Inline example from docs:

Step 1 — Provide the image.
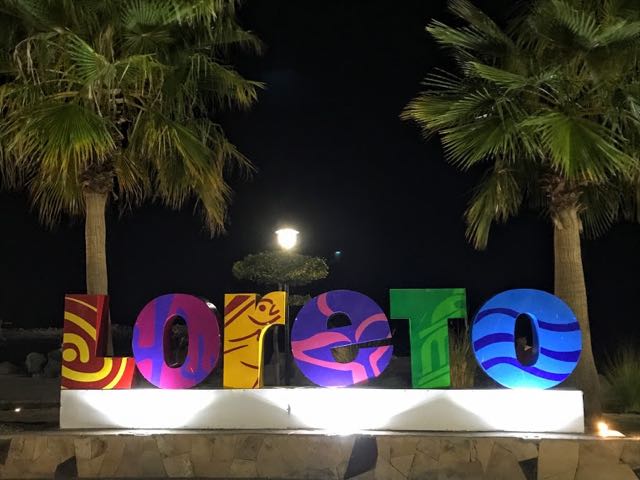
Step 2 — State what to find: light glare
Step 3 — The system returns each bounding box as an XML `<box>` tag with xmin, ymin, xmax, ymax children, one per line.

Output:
<box><xmin>276</xmin><ymin>228</ymin><xmax>299</xmax><ymax>250</ymax></box>
<box><xmin>597</xmin><ymin>420</ymin><xmax>624</xmax><ymax>437</ymax></box>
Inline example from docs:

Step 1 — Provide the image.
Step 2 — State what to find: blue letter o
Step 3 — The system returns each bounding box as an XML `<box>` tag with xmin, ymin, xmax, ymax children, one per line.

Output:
<box><xmin>471</xmin><ymin>289</ymin><xmax>581</xmax><ymax>389</ymax></box>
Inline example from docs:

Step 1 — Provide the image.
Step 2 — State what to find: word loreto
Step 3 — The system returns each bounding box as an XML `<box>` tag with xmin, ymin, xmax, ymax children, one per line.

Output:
<box><xmin>61</xmin><ymin>288</ymin><xmax>582</xmax><ymax>391</ymax></box>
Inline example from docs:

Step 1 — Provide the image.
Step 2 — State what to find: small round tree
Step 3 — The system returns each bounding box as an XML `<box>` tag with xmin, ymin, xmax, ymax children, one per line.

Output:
<box><xmin>232</xmin><ymin>251</ymin><xmax>329</xmax><ymax>384</ymax></box>
<box><xmin>233</xmin><ymin>251</ymin><xmax>328</xmax><ymax>291</ymax></box>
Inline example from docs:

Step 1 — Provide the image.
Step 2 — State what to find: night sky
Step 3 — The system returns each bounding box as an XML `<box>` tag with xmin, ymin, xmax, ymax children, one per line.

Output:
<box><xmin>1</xmin><ymin>0</ymin><xmax>639</xmax><ymax>364</ymax></box>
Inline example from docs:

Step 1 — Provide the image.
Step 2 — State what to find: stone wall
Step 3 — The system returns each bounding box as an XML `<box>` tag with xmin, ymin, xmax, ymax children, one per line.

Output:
<box><xmin>0</xmin><ymin>432</ymin><xmax>639</xmax><ymax>479</ymax></box>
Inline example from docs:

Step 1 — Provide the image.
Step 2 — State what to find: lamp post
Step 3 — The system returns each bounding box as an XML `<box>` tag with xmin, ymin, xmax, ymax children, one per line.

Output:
<box><xmin>275</xmin><ymin>228</ymin><xmax>298</xmax><ymax>385</ymax></box>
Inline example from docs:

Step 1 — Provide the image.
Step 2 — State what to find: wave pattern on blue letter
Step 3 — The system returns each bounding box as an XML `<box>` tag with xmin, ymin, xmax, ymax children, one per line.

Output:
<box><xmin>472</xmin><ymin>289</ymin><xmax>581</xmax><ymax>389</ymax></box>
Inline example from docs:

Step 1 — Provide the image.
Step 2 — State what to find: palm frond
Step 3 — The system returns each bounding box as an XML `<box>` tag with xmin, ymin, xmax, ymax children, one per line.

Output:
<box><xmin>523</xmin><ymin>112</ymin><xmax>634</xmax><ymax>182</ymax></box>
<box><xmin>449</xmin><ymin>0</ymin><xmax>514</xmax><ymax>47</ymax></box>
<box><xmin>172</xmin><ymin>0</ymin><xmax>226</xmax><ymax>26</ymax></box>
<box><xmin>0</xmin><ymin>0</ymin><xmax>52</xmax><ymax>30</ymax></box>
<box><xmin>121</xmin><ymin>0</ymin><xmax>175</xmax><ymax>55</ymax></box>
<box><xmin>64</xmin><ymin>32</ymin><xmax>116</xmax><ymax>88</ymax></box>
<box><xmin>552</xmin><ymin>0</ymin><xmax>600</xmax><ymax>40</ymax></box>
<box><xmin>403</xmin><ymin>87</ymin><xmax>493</xmax><ymax>132</ymax></box>
<box><xmin>0</xmin><ymin>0</ymin><xmax>260</xmax><ymax>232</ymax></box>
<box><xmin>113</xmin><ymin>151</ymin><xmax>146</xmax><ymax>205</ymax></box>
<box><xmin>126</xmin><ymin>110</ymin><xmax>251</xmax><ymax>232</ymax></box>
<box><xmin>602</xmin><ymin>0</ymin><xmax>640</xmax><ymax>23</ymax></box>
<box><xmin>428</xmin><ymin>21</ymin><xmax>488</xmax><ymax>52</ymax></box>
<box><xmin>580</xmin><ymin>182</ymin><xmax>623</xmax><ymax>237</ymax></box>
<box><xmin>407</xmin><ymin>0</ymin><xmax>640</xmax><ymax>248</ymax></box>
<box><xmin>531</xmin><ymin>0</ymin><xmax>600</xmax><ymax>51</ymax></box>
<box><xmin>595</xmin><ymin>20</ymin><xmax>640</xmax><ymax>46</ymax></box>
<box><xmin>29</xmin><ymin>166</ymin><xmax>84</xmax><ymax>226</ymax></box>
<box><xmin>428</xmin><ymin>0</ymin><xmax>515</xmax><ymax>59</ymax></box>
<box><xmin>207</xmin><ymin>19</ymin><xmax>263</xmax><ymax>54</ymax></box>
<box><xmin>465</xmin><ymin>166</ymin><xmax>523</xmax><ymax>249</ymax></box>
<box><xmin>120</xmin><ymin>0</ymin><xmax>175</xmax><ymax>30</ymax></box>
<box><xmin>465</xmin><ymin>62</ymin><xmax>530</xmax><ymax>89</ymax></box>
<box><xmin>3</xmin><ymin>101</ymin><xmax>116</xmax><ymax>177</ymax></box>
<box><xmin>169</xmin><ymin>52</ymin><xmax>262</xmax><ymax>113</ymax></box>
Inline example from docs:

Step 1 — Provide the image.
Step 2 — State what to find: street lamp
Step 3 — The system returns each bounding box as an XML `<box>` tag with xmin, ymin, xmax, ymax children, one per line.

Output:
<box><xmin>275</xmin><ymin>227</ymin><xmax>298</xmax><ymax>385</ymax></box>
<box><xmin>275</xmin><ymin>228</ymin><xmax>299</xmax><ymax>250</ymax></box>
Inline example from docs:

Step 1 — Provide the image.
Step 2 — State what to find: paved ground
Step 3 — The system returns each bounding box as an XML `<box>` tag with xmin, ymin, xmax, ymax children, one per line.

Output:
<box><xmin>0</xmin><ymin>376</ymin><xmax>60</xmax><ymax>405</ymax></box>
<box><xmin>0</xmin><ymin>375</ymin><xmax>59</xmax><ymax>432</ymax></box>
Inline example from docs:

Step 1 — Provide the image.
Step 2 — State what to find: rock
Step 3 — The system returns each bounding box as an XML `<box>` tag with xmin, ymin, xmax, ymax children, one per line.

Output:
<box><xmin>484</xmin><ymin>444</ymin><xmax>527</xmax><ymax>480</ymax></box>
<box><xmin>578</xmin><ymin>440</ymin><xmax>624</xmax><ymax>468</ymax></box>
<box><xmin>440</xmin><ymin>438</ymin><xmax>472</xmax><ymax>464</ymax></box>
<box><xmin>538</xmin><ymin>440</ymin><xmax>578</xmax><ymax>480</ymax></box>
<box><xmin>25</xmin><ymin>352</ymin><xmax>46</xmax><ymax>375</ymax></box>
<box><xmin>236</xmin><ymin>436</ymin><xmax>263</xmax><ymax>461</ymax></box>
<box><xmin>0</xmin><ymin>361</ymin><xmax>19</xmax><ymax>375</ymax></box>
<box><xmin>47</xmin><ymin>349</ymin><xmax>62</xmax><ymax>363</ymax></box>
<box><xmin>256</xmin><ymin>435</ymin><xmax>351</xmax><ymax>479</ymax></box>
<box><xmin>575</xmin><ymin>464</ymin><xmax>638</xmax><ymax>480</ymax></box>
<box><xmin>43</xmin><ymin>359</ymin><xmax>61</xmax><ymax>378</ymax></box>
<box><xmin>621</xmin><ymin>442</ymin><xmax>640</xmax><ymax>470</ymax></box>
<box><xmin>474</xmin><ymin>439</ymin><xmax>494</xmax><ymax>472</ymax></box>
<box><xmin>390</xmin><ymin>454</ymin><xmax>414</xmax><ymax>477</ymax></box>
<box><xmin>229</xmin><ymin>458</ymin><xmax>257</xmax><ymax>477</ymax></box>
<box><xmin>162</xmin><ymin>453</ymin><xmax>193</xmax><ymax>477</ymax></box>
<box><xmin>409</xmin><ymin>451</ymin><xmax>439</xmax><ymax>477</ymax></box>
<box><xmin>495</xmin><ymin>439</ymin><xmax>538</xmax><ymax>462</ymax></box>
<box><xmin>373</xmin><ymin>456</ymin><xmax>406</xmax><ymax>480</ymax></box>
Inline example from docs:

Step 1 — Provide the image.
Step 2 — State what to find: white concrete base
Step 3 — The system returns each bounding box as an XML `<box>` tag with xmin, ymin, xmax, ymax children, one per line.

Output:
<box><xmin>60</xmin><ymin>388</ymin><xmax>584</xmax><ymax>433</ymax></box>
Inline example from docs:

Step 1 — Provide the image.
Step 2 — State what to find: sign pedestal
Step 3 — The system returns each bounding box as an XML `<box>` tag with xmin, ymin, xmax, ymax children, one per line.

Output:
<box><xmin>60</xmin><ymin>388</ymin><xmax>584</xmax><ymax>433</ymax></box>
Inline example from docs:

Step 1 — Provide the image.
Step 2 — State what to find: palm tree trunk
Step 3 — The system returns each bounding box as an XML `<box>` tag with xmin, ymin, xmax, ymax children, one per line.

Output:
<box><xmin>84</xmin><ymin>191</ymin><xmax>109</xmax><ymax>295</ymax></box>
<box><xmin>553</xmin><ymin>206</ymin><xmax>602</xmax><ymax>422</ymax></box>
<box><xmin>84</xmin><ymin>190</ymin><xmax>113</xmax><ymax>355</ymax></box>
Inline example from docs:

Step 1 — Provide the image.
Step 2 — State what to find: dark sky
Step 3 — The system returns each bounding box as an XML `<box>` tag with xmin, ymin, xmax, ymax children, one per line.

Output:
<box><xmin>1</xmin><ymin>0</ymin><xmax>639</xmax><ymax>364</ymax></box>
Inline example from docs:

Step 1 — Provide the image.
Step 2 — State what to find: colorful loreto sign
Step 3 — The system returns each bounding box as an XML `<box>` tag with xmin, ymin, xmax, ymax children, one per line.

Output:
<box><xmin>60</xmin><ymin>288</ymin><xmax>582</xmax><ymax>392</ymax></box>
<box><xmin>223</xmin><ymin>292</ymin><xmax>286</xmax><ymax>388</ymax></box>
<box><xmin>62</xmin><ymin>295</ymin><xmax>135</xmax><ymax>389</ymax></box>
<box><xmin>471</xmin><ymin>289</ymin><xmax>582</xmax><ymax>389</ymax></box>
<box><xmin>291</xmin><ymin>290</ymin><xmax>393</xmax><ymax>387</ymax></box>
<box><xmin>132</xmin><ymin>294</ymin><xmax>221</xmax><ymax>389</ymax></box>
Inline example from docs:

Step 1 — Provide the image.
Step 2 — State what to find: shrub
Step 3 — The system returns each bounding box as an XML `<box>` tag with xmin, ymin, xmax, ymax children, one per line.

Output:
<box><xmin>449</xmin><ymin>324</ymin><xmax>476</xmax><ymax>389</ymax></box>
<box><xmin>603</xmin><ymin>346</ymin><xmax>640</xmax><ymax>413</ymax></box>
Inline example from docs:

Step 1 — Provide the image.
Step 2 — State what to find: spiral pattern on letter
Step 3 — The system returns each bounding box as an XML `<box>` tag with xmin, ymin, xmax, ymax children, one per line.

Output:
<box><xmin>61</xmin><ymin>295</ymin><xmax>135</xmax><ymax>390</ymax></box>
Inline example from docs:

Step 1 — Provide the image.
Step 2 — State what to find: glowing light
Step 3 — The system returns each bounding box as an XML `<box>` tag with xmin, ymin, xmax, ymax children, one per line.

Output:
<box><xmin>13</xmin><ymin>407</ymin><xmax>21</xmax><ymax>413</ymax></box>
<box><xmin>286</xmin><ymin>388</ymin><xmax>416</xmax><ymax>435</ymax></box>
<box><xmin>597</xmin><ymin>420</ymin><xmax>624</xmax><ymax>438</ymax></box>
<box><xmin>62</xmin><ymin>390</ymin><xmax>216</xmax><ymax>429</ymax></box>
<box><xmin>597</xmin><ymin>421</ymin><xmax>609</xmax><ymax>436</ymax></box>
<box><xmin>60</xmin><ymin>388</ymin><xmax>584</xmax><ymax>433</ymax></box>
<box><xmin>275</xmin><ymin>228</ymin><xmax>299</xmax><ymax>250</ymax></box>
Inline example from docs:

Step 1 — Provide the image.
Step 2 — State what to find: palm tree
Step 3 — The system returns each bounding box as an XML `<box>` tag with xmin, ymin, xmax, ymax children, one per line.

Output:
<box><xmin>0</xmin><ymin>0</ymin><xmax>261</xmax><ymax>295</ymax></box>
<box><xmin>403</xmin><ymin>0</ymin><xmax>640</xmax><ymax>420</ymax></box>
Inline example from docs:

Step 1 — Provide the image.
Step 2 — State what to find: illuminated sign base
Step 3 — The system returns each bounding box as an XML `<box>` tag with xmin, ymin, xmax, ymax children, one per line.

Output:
<box><xmin>60</xmin><ymin>388</ymin><xmax>584</xmax><ymax>434</ymax></box>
